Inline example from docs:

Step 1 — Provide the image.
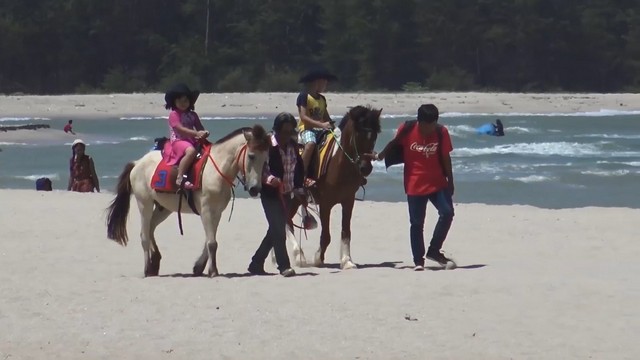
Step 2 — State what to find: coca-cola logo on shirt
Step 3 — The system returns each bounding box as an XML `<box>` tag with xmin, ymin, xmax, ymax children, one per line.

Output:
<box><xmin>409</xmin><ymin>142</ymin><xmax>438</xmax><ymax>157</ymax></box>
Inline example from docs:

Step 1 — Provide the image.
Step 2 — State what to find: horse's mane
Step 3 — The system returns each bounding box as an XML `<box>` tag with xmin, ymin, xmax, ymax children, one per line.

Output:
<box><xmin>214</xmin><ymin>127</ymin><xmax>252</xmax><ymax>144</ymax></box>
<box><xmin>338</xmin><ymin>105</ymin><xmax>381</xmax><ymax>133</ymax></box>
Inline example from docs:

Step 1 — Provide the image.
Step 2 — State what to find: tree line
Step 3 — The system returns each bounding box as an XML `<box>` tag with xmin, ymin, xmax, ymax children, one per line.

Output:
<box><xmin>1</xmin><ymin>0</ymin><xmax>639</xmax><ymax>94</ymax></box>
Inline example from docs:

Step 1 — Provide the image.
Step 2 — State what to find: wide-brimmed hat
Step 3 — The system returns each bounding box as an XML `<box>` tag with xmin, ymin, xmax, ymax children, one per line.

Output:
<box><xmin>71</xmin><ymin>139</ymin><xmax>86</xmax><ymax>148</ymax></box>
<box><xmin>298</xmin><ymin>66</ymin><xmax>338</xmax><ymax>83</ymax></box>
<box><xmin>164</xmin><ymin>83</ymin><xmax>200</xmax><ymax>108</ymax></box>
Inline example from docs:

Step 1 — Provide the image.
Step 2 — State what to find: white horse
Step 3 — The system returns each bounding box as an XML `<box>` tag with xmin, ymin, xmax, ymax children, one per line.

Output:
<box><xmin>106</xmin><ymin>125</ymin><xmax>271</xmax><ymax>277</ymax></box>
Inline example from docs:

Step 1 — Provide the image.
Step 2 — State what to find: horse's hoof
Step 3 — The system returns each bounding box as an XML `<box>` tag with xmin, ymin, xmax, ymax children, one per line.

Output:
<box><xmin>341</xmin><ymin>261</ymin><xmax>358</xmax><ymax>270</ymax></box>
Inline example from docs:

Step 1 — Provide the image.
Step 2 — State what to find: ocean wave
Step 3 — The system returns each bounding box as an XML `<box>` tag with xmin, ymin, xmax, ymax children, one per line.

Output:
<box><xmin>452</xmin><ymin>142</ymin><xmax>630</xmax><ymax>157</ymax></box>
<box><xmin>574</xmin><ymin>133</ymin><xmax>640</xmax><ymax>140</ymax></box>
<box><xmin>440</xmin><ymin>109</ymin><xmax>640</xmax><ymax>117</ymax></box>
<box><xmin>119</xmin><ymin>116</ymin><xmax>167</xmax><ymax>120</ymax></box>
<box><xmin>0</xmin><ymin>117</ymin><xmax>51</xmax><ymax>122</ymax></box>
<box><xmin>128</xmin><ymin>136</ymin><xmax>150</xmax><ymax>141</ymax></box>
<box><xmin>0</xmin><ymin>141</ymin><xmax>29</xmax><ymax>146</ymax></box>
<box><xmin>512</xmin><ymin>175</ymin><xmax>554</xmax><ymax>183</ymax></box>
<box><xmin>580</xmin><ymin>169</ymin><xmax>632</xmax><ymax>177</ymax></box>
<box><xmin>12</xmin><ymin>173</ymin><xmax>60</xmax><ymax>181</ymax></box>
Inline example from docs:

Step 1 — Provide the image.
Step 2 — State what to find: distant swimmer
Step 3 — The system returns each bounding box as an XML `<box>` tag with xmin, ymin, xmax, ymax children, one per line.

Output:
<box><xmin>476</xmin><ymin>119</ymin><xmax>505</xmax><ymax>136</ymax></box>
<box><xmin>63</xmin><ymin>119</ymin><xmax>76</xmax><ymax>135</ymax></box>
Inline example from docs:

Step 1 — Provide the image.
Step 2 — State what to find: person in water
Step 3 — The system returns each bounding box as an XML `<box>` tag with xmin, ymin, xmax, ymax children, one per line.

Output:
<box><xmin>67</xmin><ymin>139</ymin><xmax>100</xmax><ymax>193</ymax></box>
<box><xmin>163</xmin><ymin>83</ymin><xmax>209</xmax><ymax>189</ymax></box>
<box><xmin>296</xmin><ymin>66</ymin><xmax>337</xmax><ymax>187</ymax></box>
<box><xmin>63</xmin><ymin>120</ymin><xmax>76</xmax><ymax>135</ymax></box>
<box><xmin>477</xmin><ymin>119</ymin><xmax>505</xmax><ymax>136</ymax></box>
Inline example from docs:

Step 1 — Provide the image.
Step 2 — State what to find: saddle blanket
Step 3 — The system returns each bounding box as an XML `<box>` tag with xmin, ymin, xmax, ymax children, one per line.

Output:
<box><xmin>150</xmin><ymin>142</ymin><xmax>212</xmax><ymax>192</ymax></box>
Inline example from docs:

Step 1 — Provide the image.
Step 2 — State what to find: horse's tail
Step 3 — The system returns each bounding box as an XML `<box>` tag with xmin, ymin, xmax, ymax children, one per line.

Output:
<box><xmin>106</xmin><ymin>162</ymin><xmax>135</xmax><ymax>246</ymax></box>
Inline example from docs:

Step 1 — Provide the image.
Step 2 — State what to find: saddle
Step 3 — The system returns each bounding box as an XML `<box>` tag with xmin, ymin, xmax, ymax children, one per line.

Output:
<box><xmin>150</xmin><ymin>141</ymin><xmax>212</xmax><ymax>193</ymax></box>
<box><xmin>299</xmin><ymin>129</ymin><xmax>338</xmax><ymax>181</ymax></box>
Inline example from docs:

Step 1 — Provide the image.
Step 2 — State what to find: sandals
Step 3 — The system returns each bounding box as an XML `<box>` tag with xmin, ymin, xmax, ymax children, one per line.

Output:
<box><xmin>177</xmin><ymin>175</ymin><xmax>195</xmax><ymax>190</ymax></box>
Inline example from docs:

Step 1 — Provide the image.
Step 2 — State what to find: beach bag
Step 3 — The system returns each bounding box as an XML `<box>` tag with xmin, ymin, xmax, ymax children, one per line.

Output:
<box><xmin>36</xmin><ymin>177</ymin><xmax>52</xmax><ymax>191</ymax></box>
<box><xmin>384</xmin><ymin>121</ymin><xmax>444</xmax><ymax>170</ymax></box>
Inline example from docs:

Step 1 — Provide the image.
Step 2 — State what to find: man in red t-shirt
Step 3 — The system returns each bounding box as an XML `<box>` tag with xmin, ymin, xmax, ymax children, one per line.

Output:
<box><xmin>366</xmin><ymin>104</ymin><xmax>455</xmax><ymax>270</ymax></box>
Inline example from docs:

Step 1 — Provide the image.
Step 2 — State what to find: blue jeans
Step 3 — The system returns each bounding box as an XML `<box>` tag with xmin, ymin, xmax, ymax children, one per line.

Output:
<box><xmin>407</xmin><ymin>190</ymin><xmax>455</xmax><ymax>266</ymax></box>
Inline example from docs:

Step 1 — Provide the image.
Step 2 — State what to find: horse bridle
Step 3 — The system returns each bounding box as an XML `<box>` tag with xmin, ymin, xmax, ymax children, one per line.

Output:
<box><xmin>330</xmin><ymin>124</ymin><xmax>376</xmax><ymax>170</ymax></box>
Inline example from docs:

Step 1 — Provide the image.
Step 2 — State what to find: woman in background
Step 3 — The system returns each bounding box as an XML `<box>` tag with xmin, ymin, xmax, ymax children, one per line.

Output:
<box><xmin>67</xmin><ymin>139</ymin><xmax>100</xmax><ymax>193</ymax></box>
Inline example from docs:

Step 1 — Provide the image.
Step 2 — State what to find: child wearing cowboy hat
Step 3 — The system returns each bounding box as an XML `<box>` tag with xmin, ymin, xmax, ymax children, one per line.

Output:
<box><xmin>296</xmin><ymin>66</ymin><xmax>338</xmax><ymax>187</ymax></box>
<box><xmin>163</xmin><ymin>83</ymin><xmax>210</xmax><ymax>189</ymax></box>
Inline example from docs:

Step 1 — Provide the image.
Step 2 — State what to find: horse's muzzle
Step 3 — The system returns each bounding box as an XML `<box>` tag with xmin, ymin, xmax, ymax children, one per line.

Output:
<box><xmin>359</xmin><ymin>161</ymin><xmax>373</xmax><ymax>177</ymax></box>
<box><xmin>248</xmin><ymin>186</ymin><xmax>261</xmax><ymax>197</ymax></box>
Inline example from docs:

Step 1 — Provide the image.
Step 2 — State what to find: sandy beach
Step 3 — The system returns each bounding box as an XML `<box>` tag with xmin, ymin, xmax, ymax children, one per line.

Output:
<box><xmin>2</xmin><ymin>92</ymin><xmax>640</xmax><ymax>119</ymax></box>
<box><xmin>0</xmin><ymin>189</ymin><xmax>638</xmax><ymax>359</ymax></box>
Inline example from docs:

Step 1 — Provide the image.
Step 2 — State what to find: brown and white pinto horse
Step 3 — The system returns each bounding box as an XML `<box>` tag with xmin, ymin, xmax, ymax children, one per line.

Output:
<box><xmin>288</xmin><ymin>105</ymin><xmax>382</xmax><ymax>269</ymax></box>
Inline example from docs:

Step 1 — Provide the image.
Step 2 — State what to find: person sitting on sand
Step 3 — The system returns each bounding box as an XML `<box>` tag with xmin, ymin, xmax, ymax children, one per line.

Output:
<box><xmin>248</xmin><ymin>112</ymin><xmax>306</xmax><ymax>278</ymax></box>
<box><xmin>296</xmin><ymin>66</ymin><xmax>337</xmax><ymax>188</ymax></box>
<box><xmin>67</xmin><ymin>139</ymin><xmax>100</xmax><ymax>193</ymax></box>
<box><xmin>63</xmin><ymin>120</ymin><xmax>76</xmax><ymax>135</ymax></box>
<box><xmin>163</xmin><ymin>83</ymin><xmax>209</xmax><ymax>189</ymax></box>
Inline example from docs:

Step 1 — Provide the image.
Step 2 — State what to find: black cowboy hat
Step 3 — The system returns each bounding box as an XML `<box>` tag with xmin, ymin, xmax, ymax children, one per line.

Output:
<box><xmin>298</xmin><ymin>66</ymin><xmax>338</xmax><ymax>83</ymax></box>
<box><xmin>164</xmin><ymin>83</ymin><xmax>200</xmax><ymax>109</ymax></box>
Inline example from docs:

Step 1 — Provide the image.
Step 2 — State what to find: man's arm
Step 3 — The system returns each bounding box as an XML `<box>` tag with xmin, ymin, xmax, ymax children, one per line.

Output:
<box><xmin>89</xmin><ymin>157</ymin><xmax>100</xmax><ymax>192</ymax></box>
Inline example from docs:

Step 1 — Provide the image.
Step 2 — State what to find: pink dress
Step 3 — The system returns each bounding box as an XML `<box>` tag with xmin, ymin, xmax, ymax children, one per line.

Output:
<box><xmin>164</xmin><ymin>110</ymin><xmax>204</xmax><ymax>166</ymax></box>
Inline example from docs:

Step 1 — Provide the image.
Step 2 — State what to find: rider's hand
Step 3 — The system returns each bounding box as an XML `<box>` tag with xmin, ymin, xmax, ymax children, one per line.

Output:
<box><xmin>320</xmin><ymin>122</ymin><xmax>333</xmax><ymax>130</ymax></box>
<box><xmin>196</xmin><ymin>130</ymin><xmax>209</xmax><ymax>139</ymax></box>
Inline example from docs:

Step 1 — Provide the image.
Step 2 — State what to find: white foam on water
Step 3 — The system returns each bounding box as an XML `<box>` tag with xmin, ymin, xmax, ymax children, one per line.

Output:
<box><xmin>128</xmin><ymin>136</ymin><xmax>150</xmax><ymax>141</ymax></box>
<box><xmin>581</xmin><ymin>169</ymin><xmax>632</xmax><ymax>177</ymax></box>
<box><xmin>452</xmin><ymin>142</ymin><xmax>632</xmax><ymax>157</ymax></box>
<box><xmin>441</xmin><ymin>109</ymin><xmax>640</xmax><ymax>117</ymax></box>
<box><xmin>0</xmin><ymin>141</ymin><xmax>29</xmax><ymax>146</ymax></box>
<box><xmin>506</xmin><ymin>126</ymin><xmax>539</xmax><ymax>134</ymax></box>
<box><xmin>574</xmin><ymin>133</ymin><xmax>640</xmax><ymax>140</ymax></box>
<box><xmin>13</xmin><ymin>173</ymin><xmax>60</xmax><ymax>181</ymax></box>
<box><xmin>512</xmin><ymin>175</ymin><xmax>554</xmax><ymax>183</ymax></box>
<box><xmin>0</xmin><ymin>117</ymin><xmax>51</xmax><ymax>122</ymax></box>
<box><xmin>120</xmin><ymin>116</ymin><xmax>167</xmax><ymax>120</ymax></box>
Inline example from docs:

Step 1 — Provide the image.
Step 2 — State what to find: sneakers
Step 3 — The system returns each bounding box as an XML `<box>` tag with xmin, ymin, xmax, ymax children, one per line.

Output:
<box><xmin>280</xmin><ymin>268</ymin><xmax>296</xmax><ymax>277</ymax></box>
<box><xmin>426</xmin><ymin>251</ymin><xmax>453</xmax><ymax>266</ymax></box>
<box><xmin>303</xmin><ymin>177</ymin><xmax>316</xmax><ymax>188</ymax></box>
<box><xmin>413</xmin><ymin>265</ymin><xmax>425</xmax><ymax>271</ymax></box>
<box><xmin>247</xmin><ymin>263</ymin><xmax>268</xmax><ymax>276</ymax></box>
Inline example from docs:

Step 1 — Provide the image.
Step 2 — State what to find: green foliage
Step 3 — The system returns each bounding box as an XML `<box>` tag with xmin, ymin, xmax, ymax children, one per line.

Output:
<box><xmin>0</xmin><ymin>0</ymin><xmax>639</xmax><ymax>93</ymax></box>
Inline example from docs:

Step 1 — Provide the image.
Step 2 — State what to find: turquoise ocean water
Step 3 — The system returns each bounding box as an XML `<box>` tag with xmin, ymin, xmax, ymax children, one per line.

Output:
<box><xmin>1</xmin><ymin>110</ymin><xmax>639</xmax><ymax>209</ymax></box>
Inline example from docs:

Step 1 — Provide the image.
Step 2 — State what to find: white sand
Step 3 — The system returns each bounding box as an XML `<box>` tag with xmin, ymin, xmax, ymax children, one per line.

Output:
<box><xmin>1</xmin><ymin>92</ymin><xmax>640</xmax><ymax>119</ymax></box>
<box><xmin>0</xmin><ymin>189</ymin><xmax>638</xmax><ymax>359</ymax></box>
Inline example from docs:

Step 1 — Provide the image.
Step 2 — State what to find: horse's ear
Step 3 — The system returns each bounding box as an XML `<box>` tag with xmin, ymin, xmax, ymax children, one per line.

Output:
<box><xmin>243</xmin><ymin>130</ymin><xmax>254</xmax><ymax>142</ymax></box>
<box><xmin>377</xmin><ymin>108</ymin><xmax>383</xmax><ymax>117</ymax></box>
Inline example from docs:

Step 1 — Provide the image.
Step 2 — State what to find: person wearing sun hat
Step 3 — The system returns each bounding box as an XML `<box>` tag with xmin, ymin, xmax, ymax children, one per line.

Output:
<box><xmin>296</xmin><ymin>66</ymin><xmax>338</xmax><ymax>187</ymax></box>
<box><xmin>163</xmin><ymin>83</ymin><xmax>210</xmax><ymax>189</ymax></box>
<box><xmin>67</xmin><ymin>139</ymin><xmax>100</xmax><ymax>193</ymax></box>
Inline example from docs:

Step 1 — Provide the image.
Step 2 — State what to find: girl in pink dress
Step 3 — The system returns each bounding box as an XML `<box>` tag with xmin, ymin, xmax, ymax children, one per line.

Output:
<box><xmin>164</xmin><ymin>84</ymin><xmax>210</xmax><ymax>189</ymax></box>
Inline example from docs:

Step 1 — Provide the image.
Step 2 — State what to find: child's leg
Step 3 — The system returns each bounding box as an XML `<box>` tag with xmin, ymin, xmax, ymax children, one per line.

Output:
<box><xmin>299</xmin><ymin>130</ymin><xmax>317</xmax><ymax>175</ymax></box>
<box><xmin>176</xmin><ymin>146</ymin><xmax>197</xmax><ymax>186</ymax></box>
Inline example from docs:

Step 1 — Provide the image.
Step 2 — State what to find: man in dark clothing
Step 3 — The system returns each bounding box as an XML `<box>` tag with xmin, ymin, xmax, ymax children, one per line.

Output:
<box><xmin>248</xmin><ymin>112</ymin><xmax>306</xmax><ymax>277</ymax></box>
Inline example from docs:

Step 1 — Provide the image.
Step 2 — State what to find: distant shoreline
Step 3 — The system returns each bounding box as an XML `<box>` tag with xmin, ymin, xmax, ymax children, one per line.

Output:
<box><xmin>1</xmin><ymin>92</ymin><xmax>640</xmax><ymax>118</ymax></box>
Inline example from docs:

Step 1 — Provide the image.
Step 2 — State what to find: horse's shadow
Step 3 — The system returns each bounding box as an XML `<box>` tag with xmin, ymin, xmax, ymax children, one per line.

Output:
<box><xmin>397</xmin><ymin>264</ymin><xmax>488</xmax><ymax>271</ymax></box>
<box><xmin>159</xmin><ymin>271</ymin><xmax>319</xmax><ymax>279</ymax></box>
<box><xmin>321</xmin><ymin>261</ymin><xmax>403</xmax><ymax>270</ymax></box>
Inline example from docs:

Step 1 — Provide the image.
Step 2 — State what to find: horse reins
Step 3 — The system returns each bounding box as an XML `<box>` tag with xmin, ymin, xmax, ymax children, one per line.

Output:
<box><xmin>329</xmin><ymin>126</ymin><xmax>374</xmax><ymax>201</ymax></box>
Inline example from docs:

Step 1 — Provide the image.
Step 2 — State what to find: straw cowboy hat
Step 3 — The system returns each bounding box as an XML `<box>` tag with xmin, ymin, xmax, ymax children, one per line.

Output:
<box><xmin>164</xmin><ymin>83</ymin><xmax>200</xmax><ymax>109</ymax></box>
<box><xmin>298</xmin><ymin>66</ymin><xmax>338</xmax><ymax>83</ymax></box>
